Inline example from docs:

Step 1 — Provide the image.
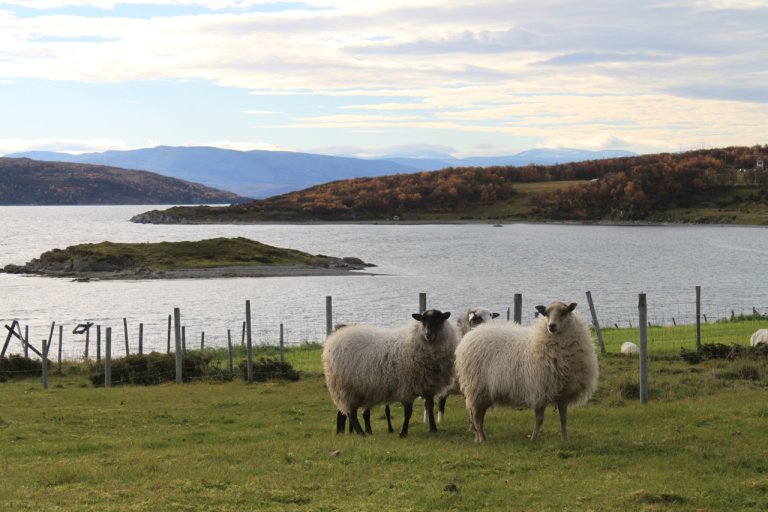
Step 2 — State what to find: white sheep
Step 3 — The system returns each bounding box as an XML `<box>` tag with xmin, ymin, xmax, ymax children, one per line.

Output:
<box><xmin>322</xmin><ymin>309</ymin><xmax>458</xmax><ymax>437</ymax></box>
<box><xmin>425</xmin><ymin>306</ymin><xmax>500</xmax><ymax>424</ymax></box>
<box><xmin>455</xmin><ymin>301</ymin><xmax>599</xmax><ymax>442</ymax></box>
<box><xmin>751</xmin><ymin>328</ymin><xmax>768</xmax><ymax>347</ymax></box>
<box><xmin>620</xmin><ymin>341</ymin><xmax>640</xmax><ymax>355</ymax></box>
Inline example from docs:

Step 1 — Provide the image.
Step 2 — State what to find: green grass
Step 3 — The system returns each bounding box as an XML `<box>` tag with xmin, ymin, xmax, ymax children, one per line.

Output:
<box><xmin>597</xmin><ymin>315</ymin><xmax>766</xmax><ymax>355</ymax></box>
<box><xmin>3</xmin><ymin>338</ymin><xmax>768</xmax><ymax>510</ymax></box>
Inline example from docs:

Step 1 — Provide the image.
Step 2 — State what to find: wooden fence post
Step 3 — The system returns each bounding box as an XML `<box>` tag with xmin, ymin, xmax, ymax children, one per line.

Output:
<box><xmin>57</xmin><ymin>325</ymin><xmax>63</xmax><ymax>372</ymax></box>
<box><xmin>227</xmin><ymin>329</ymin><xmax>233</xmax><ymax>375</ymax></box>
<box><xmin>419</xmin><ymin>292</ymin><xmax>427</xmax><ymax>314</ymax></box>
<box><xmin>325</xmin><ymin>296</ymin><xmax>333</xmax><ymax>337</ymax></box>
<box><xmin>246</xmin><ymin>300</ymin><xmax>254</xmax><ymax>383</ymax></box>
<box><xmin>139</xmin><ymin>323</ymin><xmax>144</xmax><ymax>355</ymax></box>
<box><xmin>24</xmin><ymin>325</ymin><xmax>29</xmax><ymax>358</ymax></box>
<box><xmin>84</xmin><ymin>324</ymin><xmax>90</xmax><ymax>360</ymax></box>
<box><xmin>241</xmin><ymin>321</ymin><xmax>246</xmax><ymax>347</ymax></box>
<box><xmin>586</xmin><ymin>291</ymin><xmax>606</xmax><ymax>355</ymax></box>
<box><xmin>279</xmin><ymin>324</ymin><xmax>285</xmax><ymax>363</ymax></box>
<box><xmin>105</xmin><ymin>327</ymin><xmax>112</xmax><ymax>388</ymax></box>
<box><xmin>513</xmin><ymin>293</ymin><xmax>522</xmax><ymax>324</ymax></box>
<box><xmin>182</xmin><ymin>326</ymin><xmax>186</xmax><ymax>354</ymax></box>
<box><xmin>46</xmin><ymin>322</ymin><xmax>55</xmax><ymax>363</ymax></box>
<box><xmin>41</xmin><ymin>338</ymin><xmax>49</xmax><ymax>390</ymax></box>
<box><xmin>96</xmin><ymin>325</ymin><xmax>102</xmax><ymax>364</ymax></box>
<box><xmin>174</xmin><ymin>308</ymin><xmax>183</xmax><ymax>383</ymax></box>
<box><xmin>695</xmin><ymin>285</ymin><xmax>702</xmax><ymax>351</ymax></box>
<box><xmin>639</xmin><ymin>293</ymin><xmax>649</xmax><ymax>404</ymax></box>
<box><xmin>166</xmin><ymin>315</ymin><xmax>171</xmax><ymax>354</ymax></box>
<box><xmin>200</xmin><ymin>331</ymin><xmax>205</xmax><ymax>351</ymax></box>
<box><xmin>123</xmin><ymin>318</ymin><xmax>130</xmax><ymax>356</ymax></box>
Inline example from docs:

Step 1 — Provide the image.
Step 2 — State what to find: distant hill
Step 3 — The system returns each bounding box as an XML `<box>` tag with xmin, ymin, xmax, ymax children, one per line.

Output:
<box><xmin>0</xmin><ymin>158</ymin><xmax>246</xmax><ymax>205</ymax></box>
<box><xmin>8</xmin><ymin>146</ymin><xmax>420</xmax><ymax>198</ymax></box>
<box><xmin>129</xmin><ymin>146</ymin><xmax>768</xmax><ymax>225</ymax></box>
<box><xmin>9</xmin><ymin>146</ymin><xmax>636</xmax><ymax>198</ymax></box>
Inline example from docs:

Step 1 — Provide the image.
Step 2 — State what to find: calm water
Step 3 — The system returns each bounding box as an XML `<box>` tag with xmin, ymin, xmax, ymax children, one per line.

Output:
<box><xmin>1</xmin><ymin>205</ymin><xmax>767</xmax><ymax>358</ymax></box>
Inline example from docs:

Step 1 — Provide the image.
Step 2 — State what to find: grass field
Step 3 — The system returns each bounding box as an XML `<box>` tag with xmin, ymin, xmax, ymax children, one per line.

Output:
<box><xmin>2</xmin><ymin>327</ymin><xmax>768</xmax><ymax>511</ymax></box>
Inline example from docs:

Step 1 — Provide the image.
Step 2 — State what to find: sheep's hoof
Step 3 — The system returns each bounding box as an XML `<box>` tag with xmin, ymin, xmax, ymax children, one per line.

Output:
<box><xmin>399</xmin><ymin>431</ymin><xmax>408</xmax><ymax>438</ymax></box>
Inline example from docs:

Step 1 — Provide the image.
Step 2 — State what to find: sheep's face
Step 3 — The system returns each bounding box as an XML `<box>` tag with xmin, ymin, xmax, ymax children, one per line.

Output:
<box><xmin>467</xmin><ymin>308</ymin><xmax>500</xmax><ymax>329</ymax></box>
<box><xmin>535</xmin><ymin>302</ymin><xmax>577</xmax><ymax>334</ymax></box>
<box><xmin>412</xmin><ymin>309</ymin><xmax>451</xmax><ymax>342</ymax></box>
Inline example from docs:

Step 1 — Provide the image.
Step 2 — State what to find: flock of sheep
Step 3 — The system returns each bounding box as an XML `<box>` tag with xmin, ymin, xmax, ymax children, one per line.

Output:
<box><xmin>321</xmin><ymin>301</ymin><xmax>600</xmax><ymax>442</ymax></box>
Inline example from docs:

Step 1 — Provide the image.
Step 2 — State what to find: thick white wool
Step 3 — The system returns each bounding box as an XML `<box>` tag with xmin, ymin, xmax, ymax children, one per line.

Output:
<box><xmin>456</xmin><ymin>312</ymin><xmax>599</xmax><ymax>413</ymax></box>
<box><xmin>322</xmin><ymin>320</ymin><xmax>458</xmax><ymax>415</ymax></box>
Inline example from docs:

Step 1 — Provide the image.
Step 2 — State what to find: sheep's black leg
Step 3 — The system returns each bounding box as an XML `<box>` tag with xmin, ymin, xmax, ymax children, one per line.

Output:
<box><xmin>363</xmin><ymin>408</ymin><xmax>373</xmax><ymax>435</ymax></box>
<box><xmin>399</xmin><ymin>401</ymin><xmax>413</xmax><ymax>438</ymax></box>
<box><xmin>438</xmin><ymin>394</ymin><xmax>448</xmax><ymax>423</ymax></box>
<box><xmin>349</xmin><ymin>407</ymin><xmax>365</xmax><ymax>435</ymax></box>
<box><xmin>385</xmin><ymin>404</ymin><xmax>393</xmax><ymax>433</ymax></box>
<box><xmin>424</xmin><ymin>394</ymin><xmax>438</xmax><ymax>433</ymax></box>
<box><xmin>336</xmin><ymin>410</ymin><xmax>346</xmax><ymax>434</ymax></box>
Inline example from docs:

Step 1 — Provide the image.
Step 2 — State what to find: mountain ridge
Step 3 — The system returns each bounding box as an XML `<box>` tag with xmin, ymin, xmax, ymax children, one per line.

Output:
<box><xmin>8</xmin><ymin>146</ymin><xmax>636</xmax><ymax>198</ymax></box>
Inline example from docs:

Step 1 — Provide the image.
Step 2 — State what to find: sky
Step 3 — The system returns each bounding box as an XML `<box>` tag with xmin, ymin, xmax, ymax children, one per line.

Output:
<box><xmin>0</xmin><ymin>0</ymin><xmax>766</xmax><ymax>159</ymax></box>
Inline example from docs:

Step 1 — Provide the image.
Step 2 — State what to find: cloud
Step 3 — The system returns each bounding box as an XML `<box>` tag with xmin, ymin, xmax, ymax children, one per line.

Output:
<box><xmin>193</xmin><ymin>139</ymin><xmax>288</xmax><ymax>151</ymax></box>
<box><xmin>534</xmin><ymin>52</ymin><xmax>673</xmax><ymax>67</ymax></box>
<box><xmin>0</xmin><ymin>1</ymin><xmax>766</xmax><ymax>155</ymax></box>
<box><xmin>0</xmin><ymin>137</ymin><xmax>127</xmax><ymax>155</ymax></box>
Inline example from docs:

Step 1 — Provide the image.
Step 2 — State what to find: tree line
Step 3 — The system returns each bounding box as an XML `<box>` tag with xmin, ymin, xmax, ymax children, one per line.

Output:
<box><xmin>531</xmin><ymin>146</ymin><xmax>768</xmax><ymax>221</ymax></box>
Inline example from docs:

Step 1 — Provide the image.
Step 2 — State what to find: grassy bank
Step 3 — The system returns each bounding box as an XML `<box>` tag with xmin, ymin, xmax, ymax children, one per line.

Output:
<box><xmin>2</xmin><ymin>338</ymin><xmax>768</xmax><ymax>510</ymax></box>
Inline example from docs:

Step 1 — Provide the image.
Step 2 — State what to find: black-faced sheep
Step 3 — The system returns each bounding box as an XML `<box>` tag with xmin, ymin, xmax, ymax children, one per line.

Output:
<box><xmin>322</xmin><ymin>309</ymin><xmax>458</xmax><ymax>437</ymax></box>
<box><xmin>424</xmin><ymin>306</ymin><xmax>500</xmax><ymax>424</ymax></box>
<box><xmin>455</xmin><ymin>301</ymin><xmax>599</xmax><ymax>442</ymax></box>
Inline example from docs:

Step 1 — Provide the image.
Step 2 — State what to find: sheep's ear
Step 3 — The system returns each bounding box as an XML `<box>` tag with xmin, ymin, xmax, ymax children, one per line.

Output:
<box><xmin>568</xmin><ymin>302</ymin><xmax>577</xmax><ymax>312</ymax></box>
<box><xmin>412</xmin><ymin>313</ymin><xmax>423</xmax><ymax>322</ymax></box>
<box><xmin>491</xmin><ymin>312</ymin><xmax>500</xmax><ymax>318</ymax></box>
<box><xmin>535</xmin><ymin>305</ymin><xmax>547</xmax><ymax>316</ymax></box>
<box><xmin>442</xmin><ymin>311</ymin><xmax>451</xmax><ymax>320</ymax></box>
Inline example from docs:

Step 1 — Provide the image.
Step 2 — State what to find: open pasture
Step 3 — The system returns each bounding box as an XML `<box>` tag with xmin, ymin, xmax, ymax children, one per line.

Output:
<box><xmin>2</xmin><ymin>341</ymin><xmax>768</xmax><ymax>511</ymax></box>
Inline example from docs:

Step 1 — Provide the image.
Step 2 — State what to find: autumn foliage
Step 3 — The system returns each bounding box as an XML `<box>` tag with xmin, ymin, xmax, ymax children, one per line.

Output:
<box><xmin>149</xmin><ymin>145</ymin><xmax>768</xmax><ymax>222</ymax></box>
<box><xmin>223</xmin><ymin>166</ymin><xmax>522</xmax><ymax>220</ymax></box>
<box><xmin>533</xmin><ymin>146</ymin><xmax>768</xmax><ymax>220</ymax></box>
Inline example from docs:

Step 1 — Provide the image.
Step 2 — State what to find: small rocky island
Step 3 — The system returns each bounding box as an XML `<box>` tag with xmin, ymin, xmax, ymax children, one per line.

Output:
<box><xmin>1</xmin><ymin>237</ymin><xmax>375</xmax><ymax>281</ymax></box>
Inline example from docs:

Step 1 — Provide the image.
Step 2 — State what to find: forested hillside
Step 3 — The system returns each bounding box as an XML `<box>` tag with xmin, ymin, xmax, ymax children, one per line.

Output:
<box><xmin>131</xmin><ymin>146</ymin><xmax>768</xmax><ymax>224</ymax></box>
<box><xmin>532</xmin><ymin>146</ymin><xmax>768</xmax><ymax>221</ymax></box>
<box><xmin>0</xmin><ymin>158</ymin><xmax>245</xmax><ymax>205</ymax></box>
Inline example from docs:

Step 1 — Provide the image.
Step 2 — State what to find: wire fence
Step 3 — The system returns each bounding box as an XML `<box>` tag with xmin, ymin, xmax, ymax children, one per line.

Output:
<box><xmin>3</xmin><ymin>289</ymin><xmax>767</xmax><ymax>385</ymax></box>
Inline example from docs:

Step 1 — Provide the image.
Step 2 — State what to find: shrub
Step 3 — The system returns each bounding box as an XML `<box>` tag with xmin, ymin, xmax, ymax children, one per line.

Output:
<box><xmin>0</xmin><ymin>355</ymin><xmax>44</xmax><ymax>381</ymax></box>
<box><xmin>238</xmin><ymin>357</ymin><xmax>300</xmax><ymax>382</ymax></box>
<box><xmin>681</xmin><ymin>343</ymin><xmax>768</xmax><ymax>363</ymax></box>
<box><xmin>89</xmin><ymin>352</ymin><xmax>218</xmax><ymax>386</ymax></box>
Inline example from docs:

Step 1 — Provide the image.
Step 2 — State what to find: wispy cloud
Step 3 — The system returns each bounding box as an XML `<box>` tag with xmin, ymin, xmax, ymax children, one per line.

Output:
<box><xmin>0</xmin><ymin>137</ymin><xmax>127</xmax><ymax>155</ymax></box>
<box><xmin>0</xmin><ymin>0</ymin><xmax>765</xmax><ymax>155</ymax></box>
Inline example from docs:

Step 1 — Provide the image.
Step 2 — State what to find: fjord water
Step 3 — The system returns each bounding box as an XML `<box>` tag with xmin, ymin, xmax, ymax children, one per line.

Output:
<box><xmin>1</xmin><ymin>205</ymin><xmax>767</xmax><ymax>358</ymax></box>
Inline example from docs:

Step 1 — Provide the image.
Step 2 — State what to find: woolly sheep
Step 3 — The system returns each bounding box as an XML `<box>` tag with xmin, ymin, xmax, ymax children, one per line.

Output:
<box><xmin>322</xmin><ymin>309</ymin><xmax>458</xmax><ymax>437</ymax></box>
<box><xmin>331</xmin><ymin>323</ymin><xmax>393</xmax><ymax>435</ymax></box>
<box><xmin>455</xmin><ymin>301</ymin><xmax>599</xmax><ymax>442</ymax></box>
<box><xmin>751</xmin><ymin>329</ymin><xmax>768</xmax><ymax>347</ymax></box>
<box><xmin>620</xmin><ymin>341</ymin><xmax>640</xmax><ymax>355</ymax></box>
<box><xmin>425</xmin><ymin>306</ymin><xmax>500</xmax><ymax>423</ymax></box>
